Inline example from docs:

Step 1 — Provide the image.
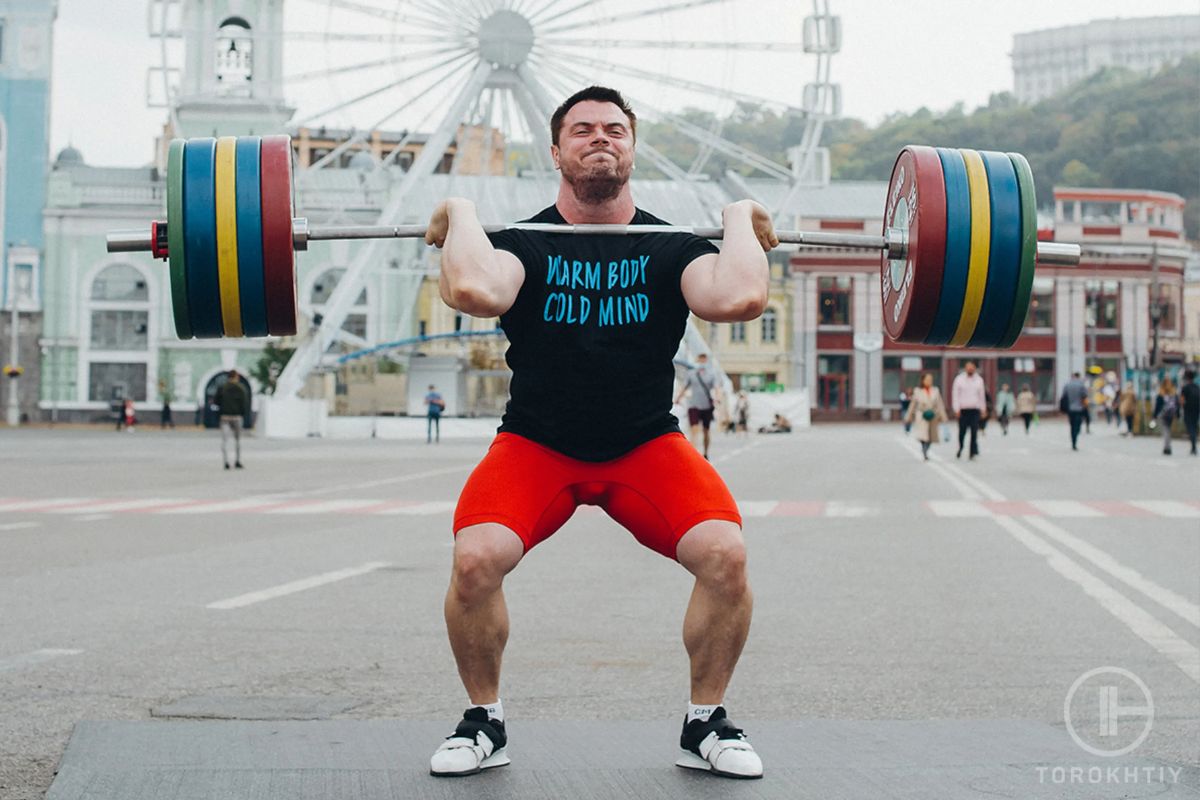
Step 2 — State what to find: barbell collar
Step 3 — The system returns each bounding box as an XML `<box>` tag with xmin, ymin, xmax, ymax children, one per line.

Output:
<box><xmin>106</xmin><ymin>218</ymin><xmax>1080</xmax><ymax>266</ymax></box>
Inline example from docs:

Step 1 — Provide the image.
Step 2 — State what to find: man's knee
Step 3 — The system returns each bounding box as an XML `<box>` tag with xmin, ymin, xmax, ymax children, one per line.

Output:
<box><xmin>677</xmin><ymin>522</ymin><xmax>748</xmax><ymax>595</ymax></box>
<box><xmin>450</xmin><ymin>525</ymin><xmax>523</xmax><ymax>603</ymax></box>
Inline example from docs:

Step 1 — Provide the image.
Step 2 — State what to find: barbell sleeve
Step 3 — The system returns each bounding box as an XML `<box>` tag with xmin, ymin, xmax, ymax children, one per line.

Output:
<box><xmin>106</xmin><ymin>218</ymin><xmax>1081</xmax><ymax>265</ymax></box>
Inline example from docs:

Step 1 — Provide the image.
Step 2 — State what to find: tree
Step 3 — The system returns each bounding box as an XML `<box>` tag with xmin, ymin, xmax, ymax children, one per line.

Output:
<box><xmin>251</xmin><ymin>342</ymin><xmax>294</xmax><ymax>395</ymax></box>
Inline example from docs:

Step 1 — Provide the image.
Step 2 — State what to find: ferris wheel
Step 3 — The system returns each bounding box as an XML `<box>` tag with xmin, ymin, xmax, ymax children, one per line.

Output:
<box><xmin>149</xmin><ymin>0</ymin><xmax>841</xmax><ymax>398</ymax></box>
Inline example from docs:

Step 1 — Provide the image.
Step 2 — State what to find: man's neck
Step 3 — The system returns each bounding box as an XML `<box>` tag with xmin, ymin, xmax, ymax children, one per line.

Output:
<box><xmin>555</xmin><ymin>184</ymin><xmax>636</xmax><ymax>224</ymax></box>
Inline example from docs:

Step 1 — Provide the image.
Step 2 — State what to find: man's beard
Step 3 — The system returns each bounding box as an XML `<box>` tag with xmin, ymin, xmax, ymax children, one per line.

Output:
<box><xmin>562</xmin><ymin>155</ymin><xmax>632</xmax><ymax>204</ymax></box>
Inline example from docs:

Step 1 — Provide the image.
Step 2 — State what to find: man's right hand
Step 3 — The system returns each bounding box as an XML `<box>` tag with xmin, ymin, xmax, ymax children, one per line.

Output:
<box><xmin>425</xmin><ymin>200</ymin><xmax>452</xmax><ymax>248</ymax></box>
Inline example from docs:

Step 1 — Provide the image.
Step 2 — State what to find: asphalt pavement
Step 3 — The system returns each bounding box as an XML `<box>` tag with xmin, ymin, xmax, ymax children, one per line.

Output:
<box><xmin>1</xmin><ymin>419</ymin><xmax>1197</xmax><ymax>798</ymax></box>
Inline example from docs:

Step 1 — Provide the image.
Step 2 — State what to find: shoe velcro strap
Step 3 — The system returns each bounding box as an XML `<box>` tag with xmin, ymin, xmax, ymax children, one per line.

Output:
<box><xmin>439</xmin><ymin>732</ymin><xmax>495</xmax><ymax>760</ymax></box>
<box><xmin>452</xmin><ymin>719</ymin><xmax>504</xmax><ymax>750</ymax></box>
<box><xmin>698</xmin><ymin>732</ymin><xmax>754</xmax><ymax>761</ymax></box>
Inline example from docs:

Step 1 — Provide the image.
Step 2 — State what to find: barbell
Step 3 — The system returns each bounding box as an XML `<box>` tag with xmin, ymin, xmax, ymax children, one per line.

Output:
<box><xmin>107</xmin><ymin>136</ymin><xmax>1080</xmax><ymax>347</ymax></box>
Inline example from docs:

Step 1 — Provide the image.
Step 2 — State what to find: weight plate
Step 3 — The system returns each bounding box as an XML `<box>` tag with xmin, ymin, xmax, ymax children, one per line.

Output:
<box><xmin>182</xmin><ymin>138</ymin><xmax>223</xmax><ymax>338</ymax></box>
<box><xmin>215</xmin><ymin>137</ymin><xmax>243</xmax><ymax>337</ymax></box>
<box><xmin>260</xmin><ymin>135</ymin><xmax>297</xmax><ymax>336</ymax></box>
<box><xmin>998</xmin><ymin>152</ymin><xmax>1038</xmax><ymax>348</ymax></box>
<box><xmin>166</xmin><ymin>139</ymin><xmax>192</xmax><ymax>339</ymax></box>
<box><xmin>948</xmin><ymin>148</ymin><xmax>991</xmax><ymax>347</ymax></box>
<box><xmin>880</xmin><ymin>145</ymin><xmax>946</xmax><ymax>343</ymax></box>
<box><xmin>235</xmin><ymin>137</ymin><xmax>270</xmax><ymax>338</ymax></box>
<box><xmin>967</xmin><ymin>151</ymin><xmax>1021</xmax><ymax>348</ymax></box>
<box><xmin>925</xmin><ymin>148</ymin><xmax>971</xmax><ymax>346</ymax></box>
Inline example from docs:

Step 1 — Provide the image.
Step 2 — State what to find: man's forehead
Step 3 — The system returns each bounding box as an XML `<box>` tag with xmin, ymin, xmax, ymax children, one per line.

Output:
<box><xmin>563</xmin><ymin>100</ymin><xmax>631</xmax><ymax>128</ymax></box>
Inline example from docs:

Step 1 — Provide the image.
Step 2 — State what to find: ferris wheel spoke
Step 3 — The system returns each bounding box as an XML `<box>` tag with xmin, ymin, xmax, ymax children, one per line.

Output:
<box><xmin>536</xmin><ymin>46</ymin><xmax>805</xmax><ymax>115</ymax></box>
<box><xmin>376</xmin><ymin>63</ymin><xmax>480</xmax><ymax>171</ymax></box>
<box><xmin>296</xmin><ymin>50</ymin><xmax>478</xmax><ymax>126</ymax></box>
<box><xmin>284</xmin><ymin>31</ymin><xmax>466</xmax><ymax>45</ymax></box>
<box><xmin>527</xmin><ymin>0</ymin><xmax>593</xmax><ymax>26</ymax></box>
<box><xmin>538</xmin><ymin>0</ymin><xmax>731</xmax><ymax>36</ymax></box>
<box><xmin>539</xmin><ymin>37</ymin><xmax>807</xmax><ymax>52</ymax></box>
<box><xmin>301</xmin><ymin>58</ymin><xmax>476</xmax><ymax>175</ymax></box>
<box><xmin>286</xmin><ymin>46</ymin><xmax>464</xmax><ymax>84</ymax></box>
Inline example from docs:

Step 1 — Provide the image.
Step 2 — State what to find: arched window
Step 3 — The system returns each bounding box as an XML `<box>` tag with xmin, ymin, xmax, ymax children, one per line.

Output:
<box><xmin>761</xmin><ymin>307</ymin><xmax>778</xmax><ymax>343</ymax></box>
<box><xmin>729</xmin><ymin>321</ymin><xmax>746</xmax><ymax>344</ymax></box>
<box><xmin>215</xmin><ymin>17</ymin><xmax>253</xmax><ymax>96</ymax></box>
<box><xmin>87</xmin><ymin>264</ymin><xmax>151</xmax><ymax>402</ymax></box>
<box><xmin>310</xmin><ymin>268</ymin><xmax>369</xmax><ymax>340</ymax></box>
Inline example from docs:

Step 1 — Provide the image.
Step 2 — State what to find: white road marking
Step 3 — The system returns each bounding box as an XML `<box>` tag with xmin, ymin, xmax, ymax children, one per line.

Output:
<box><xmin>373</xmin><ymin>501</ymin><xmax>456</xmax><ymax>515</ymax></box>
<box><xmin>714</xmin><ymin>438</ymin><xmax>762</xmax><ymax>465</ymax></box>
<box><xmin>939</xmin><ymin>461</ymin><xmax>1006</xmax><ymax>501</ymax></box>
<box><xmin>0</xmin><ymin>498</ymin><xmax>94</xmax><ymax>512</ymax></box>
<box><xmin>993</xmin><ymin>515</ymin><xmax>1199</xmax><ymax>683</ymax></box>
<box><xmin>1128</xmin><ymin>500</ymin><xmax>1200</xmax><ymax>519</ymax></box>
<box><xmin>1029</xmin><ymin>500</ymin><xmax>1103</xmax><ymax>518</ymax></box>
<box><xmin>825</xmin><ymin>501</ymin><xmax>878</xmax><ymax>517</ymax></box>
<box><xmin>737</xmin><ymin>501</ymin><xmax>778</xmax><ymax>517</ymax></box>
<box><xmin>0</xmin><ymin>649</ymin><xmax>84</xmax><ymax>672</ymax></box>
<box><xmin>1023</xmin><ymin>515</ymin><xmax>1200</xmax><ymax>629</ymax></box>
<box><xmin>895</xmin><ymin>437</ymin><xmax>981</xmax><ymax>500</ymax></box>
<box><xmin>927</xmin><ymin>500</ymin><xmax>990</xmax><ymax>518</ymax></box>
<box><xmin>47</xmin><ymin>498</ymin><xmax>191</xmax><ymax>515</ymax></box>
<box><xmin>264</xmin><ymin>499</ymin><xmax>384</xmax><ymax>515</ymax></box>
<box><xmin>0</xmin><ymin>521</ymin><xmax>40</xmax><ymax>532</ymax></box>
<box><xmin>72</xmin><ymin>514</ymin><xmax>112</xmax><ymax>522</ymax></box>
<box><xmin>158</xmin><ymin>497</ymin><xmax>284</xmax><ymax>515</ymax></box>
<box><xmin>207</xmin><ymin>562</ymin><xmax>391</xmax><ymax>610</ymax></box>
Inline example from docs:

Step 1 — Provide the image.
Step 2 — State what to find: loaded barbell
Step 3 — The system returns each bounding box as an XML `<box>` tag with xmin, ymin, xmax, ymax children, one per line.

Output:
<box><xmin>107</xmin><ymin>136</ymin><xmax>1080</xmax><ymax>347</ymax></box>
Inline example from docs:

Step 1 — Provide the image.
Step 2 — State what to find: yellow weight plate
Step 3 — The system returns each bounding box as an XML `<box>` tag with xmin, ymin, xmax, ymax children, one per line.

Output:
<box><xmin>949</xmin><ymin>148</ymin><xmax>991</xmax><ymax>347</ymax></box>
<box><xmin>215</xmin><ymin>136</ymin><xmax>243</xmax><ymax>337</ymax></box>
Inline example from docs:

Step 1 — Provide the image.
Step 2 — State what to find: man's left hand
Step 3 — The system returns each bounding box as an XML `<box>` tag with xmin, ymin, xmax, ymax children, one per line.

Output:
<box><xmin>724</xmin><ymin>200</ymin><xmax>779</xmax><ymax>252</ymax></box>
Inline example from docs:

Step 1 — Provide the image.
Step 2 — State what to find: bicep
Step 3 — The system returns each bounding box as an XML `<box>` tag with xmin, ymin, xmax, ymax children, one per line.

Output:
<box><xmin>679</xmin><ymin>253</ymin><xmax>728</xmax><ymax>321</ymax></box>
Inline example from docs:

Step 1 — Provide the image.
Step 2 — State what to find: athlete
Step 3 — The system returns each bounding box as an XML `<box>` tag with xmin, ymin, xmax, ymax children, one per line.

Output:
<box><xmin>423</xmin><ymin>85</ymin><xmax>777</xmax><ymax>779</ymax></box>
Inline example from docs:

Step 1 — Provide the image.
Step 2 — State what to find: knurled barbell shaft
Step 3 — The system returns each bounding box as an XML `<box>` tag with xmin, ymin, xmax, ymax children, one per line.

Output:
<box><xmin>105</xmin><ymin>218</ymin><xmax>1082</xmax><ymax>265</ymax></box>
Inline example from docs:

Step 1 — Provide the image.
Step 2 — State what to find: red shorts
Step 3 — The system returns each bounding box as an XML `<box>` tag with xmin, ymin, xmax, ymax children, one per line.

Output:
<box><xmin>453</xmin><ymin>432</ymin><xmax>741</xmax><ymax>560</ymax></box>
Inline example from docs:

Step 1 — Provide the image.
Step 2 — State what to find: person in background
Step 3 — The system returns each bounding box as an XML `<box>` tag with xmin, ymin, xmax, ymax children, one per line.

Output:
<box><xmin>425</xmin><ymin>384</ymin><xmax>445</xmax><ymax>444</ymax></box>
<box><xmin>216</xmin><ymin>369</ymin><xmax>249</xmax><ymax>469</ymax></box>
<box><xmin>1060</xmin><ymin>372</ymin><xmax>1089</xmax><ymax>451</ymax></box>
<box><xmin>1153</xmin><ymin>376</ymin><xmax>1180</xmax><ymax>456</ymax></box>
<box><xmin>1015</xmin><ymin>384</ymin><xmax>1037</xmax><ymax>434</ymax></box>
<box><xmin>1101</xmin><ymin>379</ymin><xmax>1117</xmax><ymax>426</ymax></box>
<box><xmin>161</xmin><ymin>399</ymin><xmax>174</xmax><ymax>429</ymax></box>
<box><xmin>123</xmin><ymin>398</ymin><xmax>137</xmax><ymax>433</ymax></box>
<box><xmin>734</xmin><ymin>390</ymin><xmax>750</xmax><ymax>438</ymax></box>
<box><xmin>904</xmin><ymin>372</ymin><xmax>948</xmax><ymax>461</ymax></box>
<box><xmin>1180</xmin><ymin>370</ymin><xmax>1199</xmax><ymax>456</ymax></box>
<box><xmin>1118</xmin><ymin>382</ymin><xmax>1137</xmax><ymax>437</ymax></box>
<box><xmin>899</xmin><ymin>388</ymin><xmax>912</xmax><ymax>434</ymax></box>
<box><xmin>674</xmin><ymin>353</ymin><xmax>717</xmax><ymax>460</ymax></box>
<box><xmin>951</xmin><ymin>361</ymin><xmax>986</xmax><ymax>460</ymax></box>
<box><xmin>994</xmin><ymin>383</ymin><xmax>1015</xmax><ymax>436</ymax></box>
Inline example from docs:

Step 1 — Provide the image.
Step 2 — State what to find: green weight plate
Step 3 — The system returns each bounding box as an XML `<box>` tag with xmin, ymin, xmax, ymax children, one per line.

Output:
<box><xmin>997</xmin><ymin>152</ymin><xmax>1038</xmax><ymax>348</ymax></box>
<box><xmin>166</xmin><ymin>139</ymin><xmax>192</xmax><ymax>339</ymax></box>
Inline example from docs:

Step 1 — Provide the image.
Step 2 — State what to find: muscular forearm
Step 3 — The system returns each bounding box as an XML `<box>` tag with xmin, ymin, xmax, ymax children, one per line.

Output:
<box><xmin>439</xmin><ymin>199</ymin><xmax>510</xmax><ymax>316</ymax></box>
<box><xmin>711</xmin><ymin>207</ymin><xmax>769</xmax><ymax>319</ymax></box>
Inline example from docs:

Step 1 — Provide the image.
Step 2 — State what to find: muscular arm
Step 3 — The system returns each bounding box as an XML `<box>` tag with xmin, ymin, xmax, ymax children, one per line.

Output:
<box><xmin>680</xmin><ymin>200</ymin><xmax>776</xmax><ymax>322</ymax></box>
<box><xmin>426</xmin><ymin>198</ymin><xmax>525</xmax><ymax>318</ymax></box>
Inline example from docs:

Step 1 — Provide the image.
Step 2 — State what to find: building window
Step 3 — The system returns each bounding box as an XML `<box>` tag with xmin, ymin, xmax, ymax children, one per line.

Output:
<box><xmin>89</xmin><ymin>362</ymin><xmax>148</xmax><ymax>402</ymax></box>
<box><xmin>90</xmin><ymin>310</ymin><xmax>149</xmax><ymax>350</ymax></box>
<box><xmin>997</xmin><ymin>356</ymin><xmax>1055</xmax><ymax>404</ymax></box>
<box><xmin>310</xmin><ymin>268</ymin><xmax>369</xmax><ymax>340</ymax></box>
<box><xmin>1025</xmin><ymin>278</ymin><xmax>1054</xmax><ymax>329</ymax></box>
<box><xmin>883</xmin><ymin>356</ymin><xmax>942</xmax><ymax>404</ymax></box>
<box><xmin>761</xmin><ymin>308</ymin><xmax>777</xmax><ymax>343</ymax></box>
<box><xmin>1085</xmin><ymin>280</ymin><xmax>1119</xmax><ymax>330</ymax></box>
<box><xmin>215</xmin><ymin>17</ymin><xmax>253</xmax><ymax>95</ymax></box>
<box><xmin>729</xmin><ymin>321</ymin><xmax>746</xmax><ymax>343</ymax></box>
<box><xmin>91</xmin><ymin>264</ymin><xmax>148</xmax><ymax>302</ymax></box>
<box><xmin>1153</xmin><ymin>286</ymin><xmax>1179</xmax><ymax>334</ymax></box>
<box><xmin>817</xmin><ymin>354</ymin><xmax>851</xmax><ymax>411</ymax></box>
<box><xmin>818</xmin><ymin>276</ymin><xmax>851</xmax><ymax>326</ymax></box>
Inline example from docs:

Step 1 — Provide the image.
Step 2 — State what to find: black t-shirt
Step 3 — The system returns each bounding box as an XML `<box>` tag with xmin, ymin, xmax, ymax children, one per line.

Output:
<box><xmin>487</xmin><ymin>205</ymin><xmax>718</xmax><ymax>461</ymax></box>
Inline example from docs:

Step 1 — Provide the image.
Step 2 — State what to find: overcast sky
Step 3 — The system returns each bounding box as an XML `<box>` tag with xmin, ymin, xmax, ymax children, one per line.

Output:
<box><xmin>49</xmin><ymin>0</ymin><xmax>1200</xmax><ymax>168</ymax></box>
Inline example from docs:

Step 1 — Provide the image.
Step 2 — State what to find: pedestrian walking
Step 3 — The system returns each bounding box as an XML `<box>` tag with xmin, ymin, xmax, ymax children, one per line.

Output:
<box><xmin>994</xmin><ymin>383</ymin><xmax>1015</xmax><ymax>436</ymax></box>
<box><xmin>899</xmin><ymin>388</ymin><xmax>912</xmax><ymax>434</ymax></box>
<box><xmin>1060</xmin><ymin>372</ymin><xmax>1089</xmax><ymax>451</ymax></box>
<box><xmin>904</xmin><ymin>373</ymin><xmax>948</xmax><ymax>460</ymax></box>
<box><xmin>123</xmin><ymin>398</ymin><xmax>137</xmax><ymax>433</ymax></box>
<box><xmin>951</xmin><ymin>361</ymin><xmax>986</xmax><ymax>460</ymax></box>
<box><xmin>216</xmin><ymin>369</ymin><xmax>248</xmax><ymax>469</ymax></box>
<box><xmin>425</xmin><ymin>384</ymin><xmax>445</xmax><ymax>444</ymax></box>
<box><xmin>978</xmin><ymin>388</ymin><xmax>992</xmax><ymax>436</ymax></box>
<box><xmin>1015</xmin><ymin>384</ymin><xmax>1037</xmax><ymax>434</ymax></box>
<box><xmin>1153</xmin><ymin>377</ymin><xmax>1180</xmax><ymax>456</ymax></box>
<box><xmin>160</xmin><ymin>400</ymin><xmax>174</xmax><ymax>429</ymax></box>
<box><xmin>1181</xmin><ymin>370</ymin><xmax>1199</xmax><ymax>456</ymax></box>
<box><xmin>674</xmin><ymin>352</ymin><xmax>717</xmax><ymax>460</ymax></box>
<box><xmin>1118</xmin><ymin>382</ymin><xmax>1136</xmax><ymax>436</ymax></box>
<box><xmin>734</xmin><ymin>390</ymin><xmax>750</xmax><ymax>438</ymax></box>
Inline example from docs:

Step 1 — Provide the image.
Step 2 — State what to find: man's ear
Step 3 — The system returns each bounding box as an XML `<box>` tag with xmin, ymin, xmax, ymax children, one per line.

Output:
<box><xmin>550</xmin><ymin>144</ymin><xmax>560</xmax><ymax>170</ymax></box>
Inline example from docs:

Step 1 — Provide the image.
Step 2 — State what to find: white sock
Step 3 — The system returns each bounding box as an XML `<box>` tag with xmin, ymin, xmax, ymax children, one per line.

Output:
<box><xmin>472</xmin><ymin>699</ymin><xmax>504</xmax><ymax>722</ymax></box>
<box><xmin>687</xmin><ymin>702</ymin><xmax>720</xmax><ymax>723</ymax></box>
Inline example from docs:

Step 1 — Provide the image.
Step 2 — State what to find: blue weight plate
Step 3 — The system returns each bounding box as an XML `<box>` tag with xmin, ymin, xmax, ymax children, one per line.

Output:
<box><xmin>183</xmin><ymin>138</ymin><xmax>223</xmax><ymax>338</ymax></box>
<box><xmin>967</xmin><ymin>151</ymin><xmax>1021</xmax><ymax>348</ymax></box>
<box><xmin>925</xmin><ymin>148</ymin><xmax>971</xmax><ymax>345</ymax></box>
<box><xmin>235</xmin><ymin>137</ymin><xmax>269</xmax><ymax>337</ymax></box>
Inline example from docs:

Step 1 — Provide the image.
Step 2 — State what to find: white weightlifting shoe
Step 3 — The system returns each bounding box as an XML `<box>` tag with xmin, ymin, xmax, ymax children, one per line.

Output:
<box><xmin>675</xmin><ymin>706</ymin><xmax>763</xmax><ymax>779</ymax></box>
<box><xmin>429</xmin><ymin>707</ymin><xmax>511</xmax><ymax>777</ymax></box>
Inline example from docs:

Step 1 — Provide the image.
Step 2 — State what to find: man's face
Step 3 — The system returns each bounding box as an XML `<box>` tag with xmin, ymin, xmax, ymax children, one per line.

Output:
<box><xmin>552</xmin><ymin>100</ymin><xmax>635</xmax><ymax>204</ymax></box>
<box><xmin>965</xmin><ymin>363</ymin><xmax>976</xmax><ymax>376</ymax></box>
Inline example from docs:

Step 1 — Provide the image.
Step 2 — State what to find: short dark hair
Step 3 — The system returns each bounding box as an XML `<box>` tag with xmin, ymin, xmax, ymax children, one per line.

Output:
<box><xmin>550</xmin><ymin>86</ymin><xmax>636</xmax><ymax>147</ymax></box>
<box><xmin>1185</xmin><ymin>369</ymin><xmax>1196</xmax><ymax>382</ymax></box>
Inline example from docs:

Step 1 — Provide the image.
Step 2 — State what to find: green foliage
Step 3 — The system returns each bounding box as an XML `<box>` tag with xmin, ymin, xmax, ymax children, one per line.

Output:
<box><xmin>639</xmin><ymin>56</ymin><xmax>1200</xmax><ymax>237</ymax></box>
<box><xmin>250</xmin><ymin>342</ymin><xmax>294</xmax><ymax>395</ymax></box>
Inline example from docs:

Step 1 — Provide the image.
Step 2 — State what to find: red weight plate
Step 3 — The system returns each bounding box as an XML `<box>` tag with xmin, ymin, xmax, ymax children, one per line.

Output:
<box><xmin>880</xmin><ymin>145</ymin><xmax>947</xmax><ymax>343</ymax></box>
<box><xmin>259</xmin><ymin>135</ymin><xmax>297</xmax><ymax>336</ymax></box>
